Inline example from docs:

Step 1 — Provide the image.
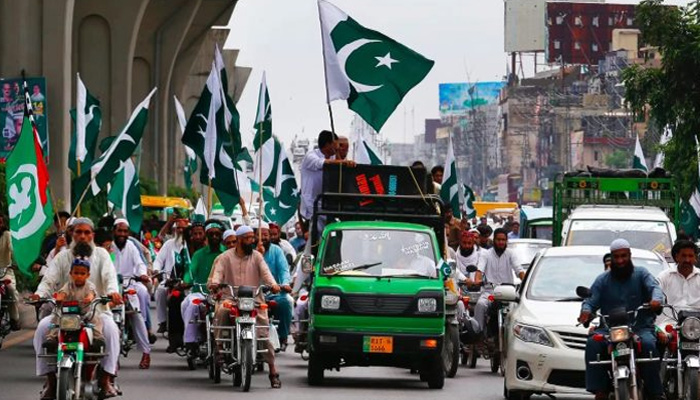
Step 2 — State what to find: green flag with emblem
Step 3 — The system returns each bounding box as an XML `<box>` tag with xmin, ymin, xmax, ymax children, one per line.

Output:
<box><xmin>6</xmin><ymin>114</ymin><xmax>54</xmax><ymax>275</ymax></box>
<box><xmin>107</xmin><ymin>158</ymin><xmax>142</xmax><ymax>233</ymax></box>
<box><xmin>69</xmin><ymin>73</ymin><xmax>101</xmax><ymax>174</ymax></box>
<box><xmin>439</xmin><ymin>137</ymin><xmax>461</xmax><ymax>218</ymax></box>
<box><xmin>462</xmin><ymin>184</ymin><xmax>476</xmax><ymax>219</ymax></box>
<box><xmin>319</xmin><ymin>0</ymin><xmax>434</xmax><ymax>132</ymax></box>
<box><xmin>174</xmin><ymin>95</ymin><xmax>198</xmax><ymax>190</ymax></box>
<box><xmin>681</xmin><ymin>200</ymin><xmax>699</xmax><ymax>240</ymax></box>
<box><xmin>633</xmin><ymin>134</ymin><xmax>648</xmax><ymax>172</ymax></box>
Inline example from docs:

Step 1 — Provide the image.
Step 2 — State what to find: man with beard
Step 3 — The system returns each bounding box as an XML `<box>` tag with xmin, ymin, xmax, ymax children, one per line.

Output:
<box><xmin>448</xmin><ymin>229</ymin><xmax>483</xmax><ymax>285</ymax></box>
<box><xmin>474</xmin><ymin>228</ymin><xmax>524</xmax><ymax>336</ymax></box>
<box><xmin>578</xmin><ymin>239</ymin><xmax>664</xmax><ymax>400</ymax></box>
<box><xmin>256</xmin><ymin>222</ymin><xmax>294</xmax><ymax>351</ymax></box>
<box><xmin>269</xmin><ymin>223</ymin><xmax>296</xmax><ymax>265</ymax></box>
<box><xmin>181</xmin><ymin>221</ymin><xmax>225</xmax><ymax>353</ymax></box>
<box><xmin>153</xmin><ymin>217</ymin><xmax>189</xmax><ymax>333</ymax></box>
<box><xmin>111</xmin><ymin>218</ymin><xmax>152</xmax><ymax>368</ymax></box>
<box><xmin>31</xmin><ymin>218</ymin><xmax>122</xmax><ymax>399</ymax></box>
<box><xmin>208</xmin><ymin>225</ymin><xmax>282</xmax><ymax>388</ymax></box>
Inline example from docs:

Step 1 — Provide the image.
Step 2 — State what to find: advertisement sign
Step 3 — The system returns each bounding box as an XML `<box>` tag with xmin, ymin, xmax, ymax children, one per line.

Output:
<box><xmin>0</xmin><ymin>77</ymin><xmax>49</xmax><ymax>160</ymax></box>
<box><xmin>439</xmin><ymin>82</ymin><xmax>504</xmax><ymax>117</ymax></box>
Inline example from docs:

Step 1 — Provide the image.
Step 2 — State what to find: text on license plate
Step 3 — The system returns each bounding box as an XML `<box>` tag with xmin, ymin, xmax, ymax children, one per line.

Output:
<box><xmin>681</xmin><ymin>342</ymin><xmax>700</xmax><ymax>351</ymax></box>
<box><xmin>363</xmin><ymin>336</ymin><xmax>393</xmax><ymax>353</ymax></box>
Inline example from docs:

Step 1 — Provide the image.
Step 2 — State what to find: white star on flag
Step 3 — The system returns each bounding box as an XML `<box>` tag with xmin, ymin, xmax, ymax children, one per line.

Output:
<box><xmin>269</xmin><ymin>207</ymin><xmax>277</xmax><ymax>216</ymax></box>
<box><xmin>375</xmin><ymin>52</ymin><xmax>399</xmax><ymax>69</ymax></box>
<box><xmin>291</xmin><ymin>187</ymin><xmax>300</xmax><ymax>197</ymax></box>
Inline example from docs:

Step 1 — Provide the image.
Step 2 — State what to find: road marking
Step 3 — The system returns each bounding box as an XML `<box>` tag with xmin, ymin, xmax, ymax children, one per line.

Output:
<box><xmin>2</xmin><ymin>329</ymin><xmax>35</xmax><ymax>349</ymax></box>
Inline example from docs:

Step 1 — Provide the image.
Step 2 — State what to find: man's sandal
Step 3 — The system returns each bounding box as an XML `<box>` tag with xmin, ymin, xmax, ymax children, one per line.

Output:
<box><xmin>269</xmin><ymin>373</ymin><xmax>281</xmax><ymax>388</ymax></box>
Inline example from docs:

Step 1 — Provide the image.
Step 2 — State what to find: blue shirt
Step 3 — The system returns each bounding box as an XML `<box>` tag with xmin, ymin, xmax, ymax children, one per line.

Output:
<box><xmin>290</xmin><ymin>237</ymin><xmax>306</xmax><ymax>252</ymax></box>
<box><xmin>582</xmin><ymin>267</ymin><xmax>664</xmax><ymax>330</ymax></box>
<box><xmin>264</xmin><ymin>243</ymin><xmax>290</xmax><ymax>285</ymax></box>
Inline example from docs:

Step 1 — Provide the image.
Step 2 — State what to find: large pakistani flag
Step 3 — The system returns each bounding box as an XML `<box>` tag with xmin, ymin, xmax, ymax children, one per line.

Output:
<box><xmin>107</xmin><ymin>158</ymin><xmax>142</xmax><ymax>233</ymax></box>
<box><xmin>6</xmin><ymin>114</ymin><xmax>54</xmax><ymax>275</ymax></box>
<box><xmin>354</xmin><ymin>131</ymin><xmax>383</xmax><ymax>165</ymax></box>
<box><xmin>633</xmin><ymin>134</ymin><xmax>648</xmax><ymax>172</ymax></box>
<box><xmin>319</xmin><ymin>0</ymin><xmax>434</xmax><ymax>132</ymax></box>
<box><xmin>69</xmin><ymin>73</ymin><xmax>102</xmax><ymax>174</ymax></box>
<box><xmin>439</xmin><ymin>137</ymin><xmax>461</xmax><ymax>218</ymax></box>
<box><xmin>86</xmin><ymin>88</ymin><xmax>156</xmax><ymax>201</ymax></box>
<box><xmin>252</xmin><ymin>73</ymin><xmax>300</xmax><ymax>225</ymax></box>
<box><xmin>174</xmin><ymin>96</ymin><xmax>198</xmax><ymax>190</ymax></box>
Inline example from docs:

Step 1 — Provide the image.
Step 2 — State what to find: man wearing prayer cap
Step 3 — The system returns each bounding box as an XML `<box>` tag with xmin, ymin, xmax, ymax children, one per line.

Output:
<box><xmin>578</xmin><ymin>238</ymin><xmax>665</xmax><ymax>400</ymax></box>
<box><xmin>222</xmin><ymin>229</ymin><xmax>237</xmax><ymax>249</ymax></box>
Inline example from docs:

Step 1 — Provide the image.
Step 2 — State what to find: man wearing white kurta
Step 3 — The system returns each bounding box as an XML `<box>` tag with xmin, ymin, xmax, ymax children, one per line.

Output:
<box><xmin>657</xmin><ymin>240</ymin><xmax>700</xmax><ymax>326</ymax></box>
<box><xmin>153</xmin><ymin>218</ymin><xmax>187</xmax><ymax>332</ymax></box>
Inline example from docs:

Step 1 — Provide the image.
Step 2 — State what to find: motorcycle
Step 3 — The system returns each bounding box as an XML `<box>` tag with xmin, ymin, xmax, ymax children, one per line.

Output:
<box><xmin>458</xmin><ymin>265</ymin><xmax>483</xmax><ymax>369</ymax></box>
<box><xmin>185</xmin><ymin>283</ymin><xmax>211</xmax><ymax>371</ymax></box>
<box><xmin>478</xmin><ymin>281</ymin><xmax>510</xmax><ymax>375</ymax></box>
<box><xmin>31</xmin><ymin>296</ymin><xmax>111</xmax><ymax>400</ymax></box>
<box><xmin>577</xmin><ymin>286</ymin><xmax>659</xmax><ymax>400</ymax></box>
<box><xmin>154</xmin><ymin>271</ymin><xmax>187</xmax><ymax>354</ymax></box>
<box><xmin>212</xmin><ymin>284</ymin><xmax>273</xmax><ymax>392</ymax></box>
<box><xmin>661</xmin><ymin>305</ymin><xmax>700</xmax><ymax>400</ymax></box>
<box><xmin>443</xmin><ymin>273</ymin><xmax>461</xmax><ymax>378</ymax></box>
<box><xmin>292</xmin><ymin>289</ymin><xmax>310</xmax><ymax>361</ymax></box>
<box><xmin>113</xmin><ymin>275</ymin><xmax>141</xmax><ymax>357</ymax></box>
<box><xmin>0</xmin><ymin>265</ymin><xmax>15</xmax><ymax>348</ymax></box>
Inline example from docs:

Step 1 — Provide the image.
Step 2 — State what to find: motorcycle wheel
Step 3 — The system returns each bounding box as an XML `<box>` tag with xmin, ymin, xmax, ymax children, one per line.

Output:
<box><xmin>443</xmin><ymin>324</ymin><xmax>459</xmax><ymax>378</ymax></box>
<box><xmin>684</xmin><ymin>367</ymin><xmax>699</xmax><ymax>400</ymax></box>
<box><xmin>240</xmin><ymin>340</ymin><xmax>253</xmax><ymax>392</ymax></box>
<box><xmin>232</xmin><ymin>365</ymin><xmax>242</xmax><ymax>387</ymax></box>
<box><xmin>207</xmin><ymin>356</ymin><xmax>214</xmax><ymax>380</ymax></box>
<box><xmin>213</xmin><ymin>353</ymin><xmax>221</xmax><ymax>384</ymax></box>
<box><xmin>466</xmin><ymin>345</ymin><xmax>478</xmax><ymax>369</ymax></box>
<box><xmin>187</xmin><ymin>356</ymin><xmax>196</xmax><ymax>370</ymax></box>
<box><xmin>57</xmin><ymin>368</ymin><xmax>74</xmax><ymax>400</ymax></box>
<box><xmin>616</xmin><ymin>378</ymin><xmax>631</xmax><ymax>400</ymax></box>
<box><xmin>491</xmin><ymin>351</ymin><xmax>501</xmax><ymax>373</ymax></box>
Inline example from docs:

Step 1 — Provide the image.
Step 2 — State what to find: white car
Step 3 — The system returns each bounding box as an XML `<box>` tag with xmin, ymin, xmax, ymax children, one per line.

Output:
<box><xmin>496</xmin><ymin>246</ymin><xmax>669</xmax><ymax>400</ymax></box>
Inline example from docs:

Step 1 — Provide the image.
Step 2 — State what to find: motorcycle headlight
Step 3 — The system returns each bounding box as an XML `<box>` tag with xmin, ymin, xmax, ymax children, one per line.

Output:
<box><xmin>681</xmin><ymin>317</ymin><xmax>700</xmax><ymax>340</ymax></box>
<box><xmin>238</xmin><ymin>298</ymin><xmax>255</xmax><ymax>312</ymax></box>
<box><xmin>59</xmin><ymin>315</ymin><xmax>82</xmax><ymax>331</ymax></box>
<box><xmin>610</xmin><ymin>327</ymin><xmax>630</xmax><ymax>343</ymax></box>
<box><xmin>418</xmin><ymin>298</ymin><xmax>437</xmax><ymax>313</ymax></box>
<box><xmin>321</xmin><ymin>295</ymin><xmax>340</xmax><ymax>310</ymax></box>
<box><xmin>513</xmin><ymin>323</ymin><xmax>553</xmax><ymax>347</ymax></box>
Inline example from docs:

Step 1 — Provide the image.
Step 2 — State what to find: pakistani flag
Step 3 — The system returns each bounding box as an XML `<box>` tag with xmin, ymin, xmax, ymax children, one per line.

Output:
<box><xmin>174</xmin><ymin>96</ymin><xmax>197</xmax><ymax>190</ymax></box>
<box><xmin>354</xmin><ymin>132</ymin><xmax>383</xmax><ymax>165</ymax></box>
<box><xmin>214</xmin><ymin>44</ymin><xmax>244</xmax><ymax>159</ymax></box>
<box><xmin>88</xmin><ymin>88</ymin><xmax>156</xmax><ymax>198</ymax></box>
<box><xmin>681</xmin><ymin>200</ymin><xmax>699</xmax><ymax>240</ymax></box>
<box><xmin>633</xmin><ymin>134</ymin><xmax>648</xmax><ymax>172</ymax></box>
<box><xmin>6</xmin><ymin>114</ymin><xmax>54</xmax><ymax>276</ymax></box>
<box><xmin>107</xmin><ymin>158</ymin><xmax>142</xmax><ymax>233</ymax></box>
<box><xmin>318</xmin><ymin>0</ymin><xmax>434</xmax><ymax>132</ymax></box>
<box><xmin>653</xmin><ymin>127</ymin><xmax>672</xmax><ymax>169</ymax></box>
<box><xmin>69</xmin><ymin>73</ymin><xmax>102</xmax><ymax>174</ymax></box>
<box><xmin>462</xmin><ymin>184</ymin><xmax>476</xmax><ymax>219</ymax></box>
<box><xmin>439</xmin><ymin>137</ymin><xmax>461</xmax><ymax>218</ymax></box>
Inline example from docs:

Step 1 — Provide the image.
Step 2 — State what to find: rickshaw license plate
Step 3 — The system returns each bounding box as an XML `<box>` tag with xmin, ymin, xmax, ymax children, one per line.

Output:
<box><xmin>363</xmin><ymin>336</ymin><xmax>393</xmax><ymax>353</ymax></box>
<box><xmin>681</xmin><ymin>342</ymin><xmax>700</xmax><ymax>351</ymax></box>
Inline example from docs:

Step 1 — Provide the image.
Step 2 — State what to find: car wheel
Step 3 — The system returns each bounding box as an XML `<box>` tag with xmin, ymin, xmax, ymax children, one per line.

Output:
<box><xmin>307</xmin><ymin>352</ymin><xmax>325</xmax><ymax>386</ymax></box>
<box><xmin>504</xmin><ymin>381</ymin><xmax>531</xmax><ymax>400</ymax></box>
<box><xmin>426</xmin><ymin>356</ymin><xmax>445</xmax><ymax>389</ymax></box>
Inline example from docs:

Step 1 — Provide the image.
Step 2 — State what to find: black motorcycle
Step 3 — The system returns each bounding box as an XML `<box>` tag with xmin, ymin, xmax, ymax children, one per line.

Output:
<box><xmin>661</xmin><ymin>305</ymin><xmax>700</xmax><ymax>400</ymax></box>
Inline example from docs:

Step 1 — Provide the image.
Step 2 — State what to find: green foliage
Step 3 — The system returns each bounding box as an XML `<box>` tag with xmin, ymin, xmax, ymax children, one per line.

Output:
<box><xmin>139</xmin><ymin>175</ymin><xmax>158</xmax><ymax>196</ymax></box>
<box><xmin>167</xmin><ymin>185</ymin><xmax>198</xmax><ymax>204</ymax></box>
<box><xmin>605</xmin><ymin>150</ymin><xmax>630</xmax><ymax>169</ymax></box>
<box><xmin>622</xmin><ymin>0</ymin><xmax>700</xmax><ymax>199</ymax></box>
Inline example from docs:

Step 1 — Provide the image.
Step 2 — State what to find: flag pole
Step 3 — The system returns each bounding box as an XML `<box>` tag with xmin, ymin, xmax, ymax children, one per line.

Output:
<box><xmin>207</xmin><ymin>178</ymin><xmax>213</xmax><ymax>217</ymax></box>
<box><xmin>257</xmin><ymin>121</ymin><xmax>264</xmax><ymax>242</ymax></box>
<box><xmin>317</xmin><ymin>1</ymin><xmax>336</xmax><ymax>134</ymax></box>
<box><xmin>76</xmin><ymin>161</ymin><xmax>82</xmax><ymax>217</ymax></box>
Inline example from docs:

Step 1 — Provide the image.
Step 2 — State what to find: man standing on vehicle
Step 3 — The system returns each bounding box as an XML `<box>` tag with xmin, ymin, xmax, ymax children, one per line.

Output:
<box><xmin>578</xmin><ymin>239</ymin><xmax>665</xmax><ymax>400</ymax></box>
<box><xmin>208</xmin><ymin>225</ymin><xmax>283</xmax><ymax>388</ymax></box>
<box><xmin>657</xmin><ymin>240</ymin><xmax>700</xmax><ymax>324</ymax></box>
<box><xmin>112</xmin><ymin>218</ymin><xmax>152</xmax><ymax>369</ymax></box>
<box><xmin>153</xmin><ymin>217</ymin><xmax>189</xmax><ymax>333</ymax></box>
<box><xmin>31</xmin><ymin>218</ymin><xmax>122</xmax><ymax>399</ymax></box>
<box><xmin>474</xmin><ymin>228</ymin><xmax>524</xmax><ymax>336</ymax></box>
<box><xmin>256</xmin><ymin>222</ymin><xmax>294</xmax><ymax>351</ymax></box>
<box><xmin>337</xmin><ymin>135</ymin><xmax>349</xmax><ymax>160</ymax></box>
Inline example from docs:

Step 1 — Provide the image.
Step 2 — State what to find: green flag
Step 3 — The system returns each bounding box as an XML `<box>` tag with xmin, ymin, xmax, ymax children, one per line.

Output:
<box><xmin>633</xmin><ymin>134</ymin><xmax>648</xmax><ymax>172</ymax></box>
<box><xmin>6</xmin><ymin>115</ymin><xmax>54</xmax><ymax>275</ymax></box>
<box><xmin>319</xmin><ymin>0</ymin><xmax>434</xmax><ymax>132</ymax></box>
<box><xmin>463</xmin><ymin>184</ymin><xmax>476</xmax><ymax>219</ymax></box>
<box><xmin>439</xmin><ymin>137</ymin><xmax>461</xmax><ymax>218</ymax></box>
<box><xmin>173</xmin><ymin>95</ymin><xmax>197</xmax><ymax>190</ymax></box>
<box><xmin>69</xmin><ymin>74</ymin><xmax>101</xmax><ymax>174</ymax></box>
<box><xmin>681</xmin><ymin>199</ymin><xmax>699</xmax><ymax>240</ymax></box>
<box><xmin>87</xmin><ymin>88</ymin><xmax>156</xmax><ymax>200</ymax></box>
<box><xmin>108</xmin><ymin>158</ymin><xmax>142</xmax><ymax>233</ymax></box>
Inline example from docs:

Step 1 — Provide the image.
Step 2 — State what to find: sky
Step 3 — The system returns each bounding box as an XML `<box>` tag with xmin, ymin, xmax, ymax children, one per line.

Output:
<box><xmin>225</xmin><ymin>0</ymin><xmax>689</xmax><ymax>148</ymax></box>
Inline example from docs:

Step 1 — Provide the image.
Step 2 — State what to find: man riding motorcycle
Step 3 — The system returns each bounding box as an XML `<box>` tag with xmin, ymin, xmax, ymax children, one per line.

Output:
<box><xmin>0</xmin><ymin>216</ymin><xmax>20</xmax><ymax>331</ymax></box>
<box><xmin>657</xmin><ymin>240</ymin><xmax>700</xmax><ymax>317</ymax></box>
<box><xmin>111</xmin><ymin>218</ymin><xmax>152</xmax><ymax>369</ymax></box>
<box><xmin>153</xmin><ymin>217</ymin><xmax>189</xmax><ymax>334</ymax></box>
<box><xmin>578</xmin><ymin>239</ymin><xmax>665</xmax><ymax>400</ymax></box>
<box><xmin>208</xmin><ymin>225</ymin><xmax>283</xmax><ymax>388</ymax></box>
<box><xmin>31</xmin><ymin>218</ymin><xmax>123</xmax><ymax>399</ymax></box>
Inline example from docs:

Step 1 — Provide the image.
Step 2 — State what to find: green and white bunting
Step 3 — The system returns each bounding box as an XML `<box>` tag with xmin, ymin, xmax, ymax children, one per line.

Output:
<box><xmin>439</xmin><ymin>137</ymin><xmax>461</xmax><ymax>218</ymax></box>
<box><xmin>354</xmin><ymin>132</ymin><xmax>383</xmax><ymax>165</ymax></box>
<box><xmin>319</xmin><ymin>0</ymin><xmax>434</xmax><ymax>132</ymax></box>
<box><xmin>633</xmin><ymin>133</ymin><xmax>648</xmax><ymax>172</ymax></box>
<box><xmin>107</xmin><ymin>158</ymin><xmax>142</xmax><ymax>233</ymax></box>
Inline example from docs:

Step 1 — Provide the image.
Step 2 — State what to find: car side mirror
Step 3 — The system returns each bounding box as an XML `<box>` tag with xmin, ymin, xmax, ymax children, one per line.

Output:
<box><xmin>301</xmin><ymin>254</ymin><xmax>315</xmax><ymax>274</ymax></box>
<box><xmin>493</xmin><ymin>285</ymin><xmax>518</xmax><ymax>302</ymax></box>
<box><xmin>575</xmin><ymin>286</ymin><xmax>591</xmax><ymax>299</ymax></box>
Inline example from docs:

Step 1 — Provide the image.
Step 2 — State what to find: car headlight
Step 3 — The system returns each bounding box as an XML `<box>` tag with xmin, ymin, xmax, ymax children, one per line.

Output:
<box><xmin>681</xmin><ymin>317</ymin><xmax>700</xmax><ymax>340</ymax></box>
<box><xmin>610</xmin><ymin>327</ymin><xmax>630</xmax><ymax>343</ymax></box>
<box><xmin>321</xmin><ymin>295</ymin><xmax>340</xmax><ymax>310</ymax></box>
<box><xmin>513</xmin><ymin>323</ymin><xmax>553</xmax><ymax>347</ymax></box>
<box><xmin>418</xmin><ymin>298</ymin><xmax>437</xmax><ymax>313</ymax></box>
<box><xmin>239</xmin><ymin>298</ymin><xmax>255</xmax><ymax>312</ymax></box>
<box><xmin>59</xmin><ymin>315</ymin><xmax>82</xmax><ymax>331</ymax></box>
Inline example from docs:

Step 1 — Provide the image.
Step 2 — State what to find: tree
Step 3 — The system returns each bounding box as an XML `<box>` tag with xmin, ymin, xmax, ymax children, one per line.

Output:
<box><xmin>622</xmin><ymin>0</ymin><xmax>700</xmax><ymax>199</ymax></box>
<box><xmin>605</xmin><ymin>150</ymin><xmax>630</xmax><ymax>169</ymax></box>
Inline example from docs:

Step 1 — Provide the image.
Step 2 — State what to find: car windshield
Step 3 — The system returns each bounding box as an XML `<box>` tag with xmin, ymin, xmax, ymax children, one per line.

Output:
<box><xmin>321</xmin><ymin>229</ymin><xmax>437</xmax><ymax>278</ymax></box>
<box><xmin>527</xmin><ymin>255</ymin><xmax>666</xmax><ymax>301</ymax></box>
<box><xmin>566</xmin><ymin>220</ymin><xmax>672</xmax><ymax>255</ymax></box>
<box><xmin>509</xmin><ymin>242</ymin><xmax>551</xmax><ymax>268</ymax></box>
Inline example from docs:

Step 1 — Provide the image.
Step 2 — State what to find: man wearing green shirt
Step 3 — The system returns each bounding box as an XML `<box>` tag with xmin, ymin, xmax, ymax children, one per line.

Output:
<box><xmin>181</xmin><ymin>221</ymin><xmax>225</xmax><ymax>351</ymax></box>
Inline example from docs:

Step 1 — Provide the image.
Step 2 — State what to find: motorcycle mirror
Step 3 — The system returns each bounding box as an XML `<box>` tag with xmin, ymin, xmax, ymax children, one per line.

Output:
<box><xmin>301</xmin><ymin>254</ymin><xmax>315</xmax><ymax>274</ymax></box>
<box><xmin>576</xmin><ymin>286</ymin><xmax>592</xmax><ymax>299</ymax></box>
<box><xmin>466</xmin><ymin>264</ymin><xmax>478</xmax><ymax>273</ymax></box>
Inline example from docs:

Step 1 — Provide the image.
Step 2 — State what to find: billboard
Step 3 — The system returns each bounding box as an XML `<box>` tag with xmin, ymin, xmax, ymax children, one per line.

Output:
<box><xmin>546</xmin><ymin>2</ymin><xmax>637</xmax><ymax>64</ymax></box>
<box><xmin>0</xmin><ymin>77</ymin><xmax>49</xmax><ymax>160</ymax></box>
<box><xmin>439</xmin><ymin>82</ymin><xmax>504</xmax><ymax>117</ymax></box>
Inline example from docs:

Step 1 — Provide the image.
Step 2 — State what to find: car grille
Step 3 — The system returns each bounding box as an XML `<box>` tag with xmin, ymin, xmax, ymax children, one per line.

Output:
<box><xmin>547</xmin><ymin>369</ymin><xmax>586</xmax><ymax>389</ymax></box>
<box><xmin>345</xmin><ymin>295</ymin><xmax>412</xmax><ymax>315</ymax></box>
<box><xmin>554</xmin><ymin>330</ymin><xmax>587</xmax><ymax>350</ymax></box>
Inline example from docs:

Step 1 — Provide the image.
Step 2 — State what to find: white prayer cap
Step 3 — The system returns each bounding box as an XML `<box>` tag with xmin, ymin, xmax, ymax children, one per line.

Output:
<box><xmin>113</xmin><ymin>218</ymin><xmax>129</xmax><ymax>227</ymax></box>
<box><xmin>223</xmin><ymin>229</ymin><xmax>236</xmax><ymax>240</ymax></box>
<box><xmin>235</xmin><ymin>225</ymin><xmax>253</xmax><ymax>236</ymax></box>
<box><xmin>610</xmin><ymin>238</ymin><xmax>631</xmax><ymax>252</ymax></box>
<box><xmin>71</xmin><ymin>217</ymin><xmax>94</xmax><ymax>229</ymax></box>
